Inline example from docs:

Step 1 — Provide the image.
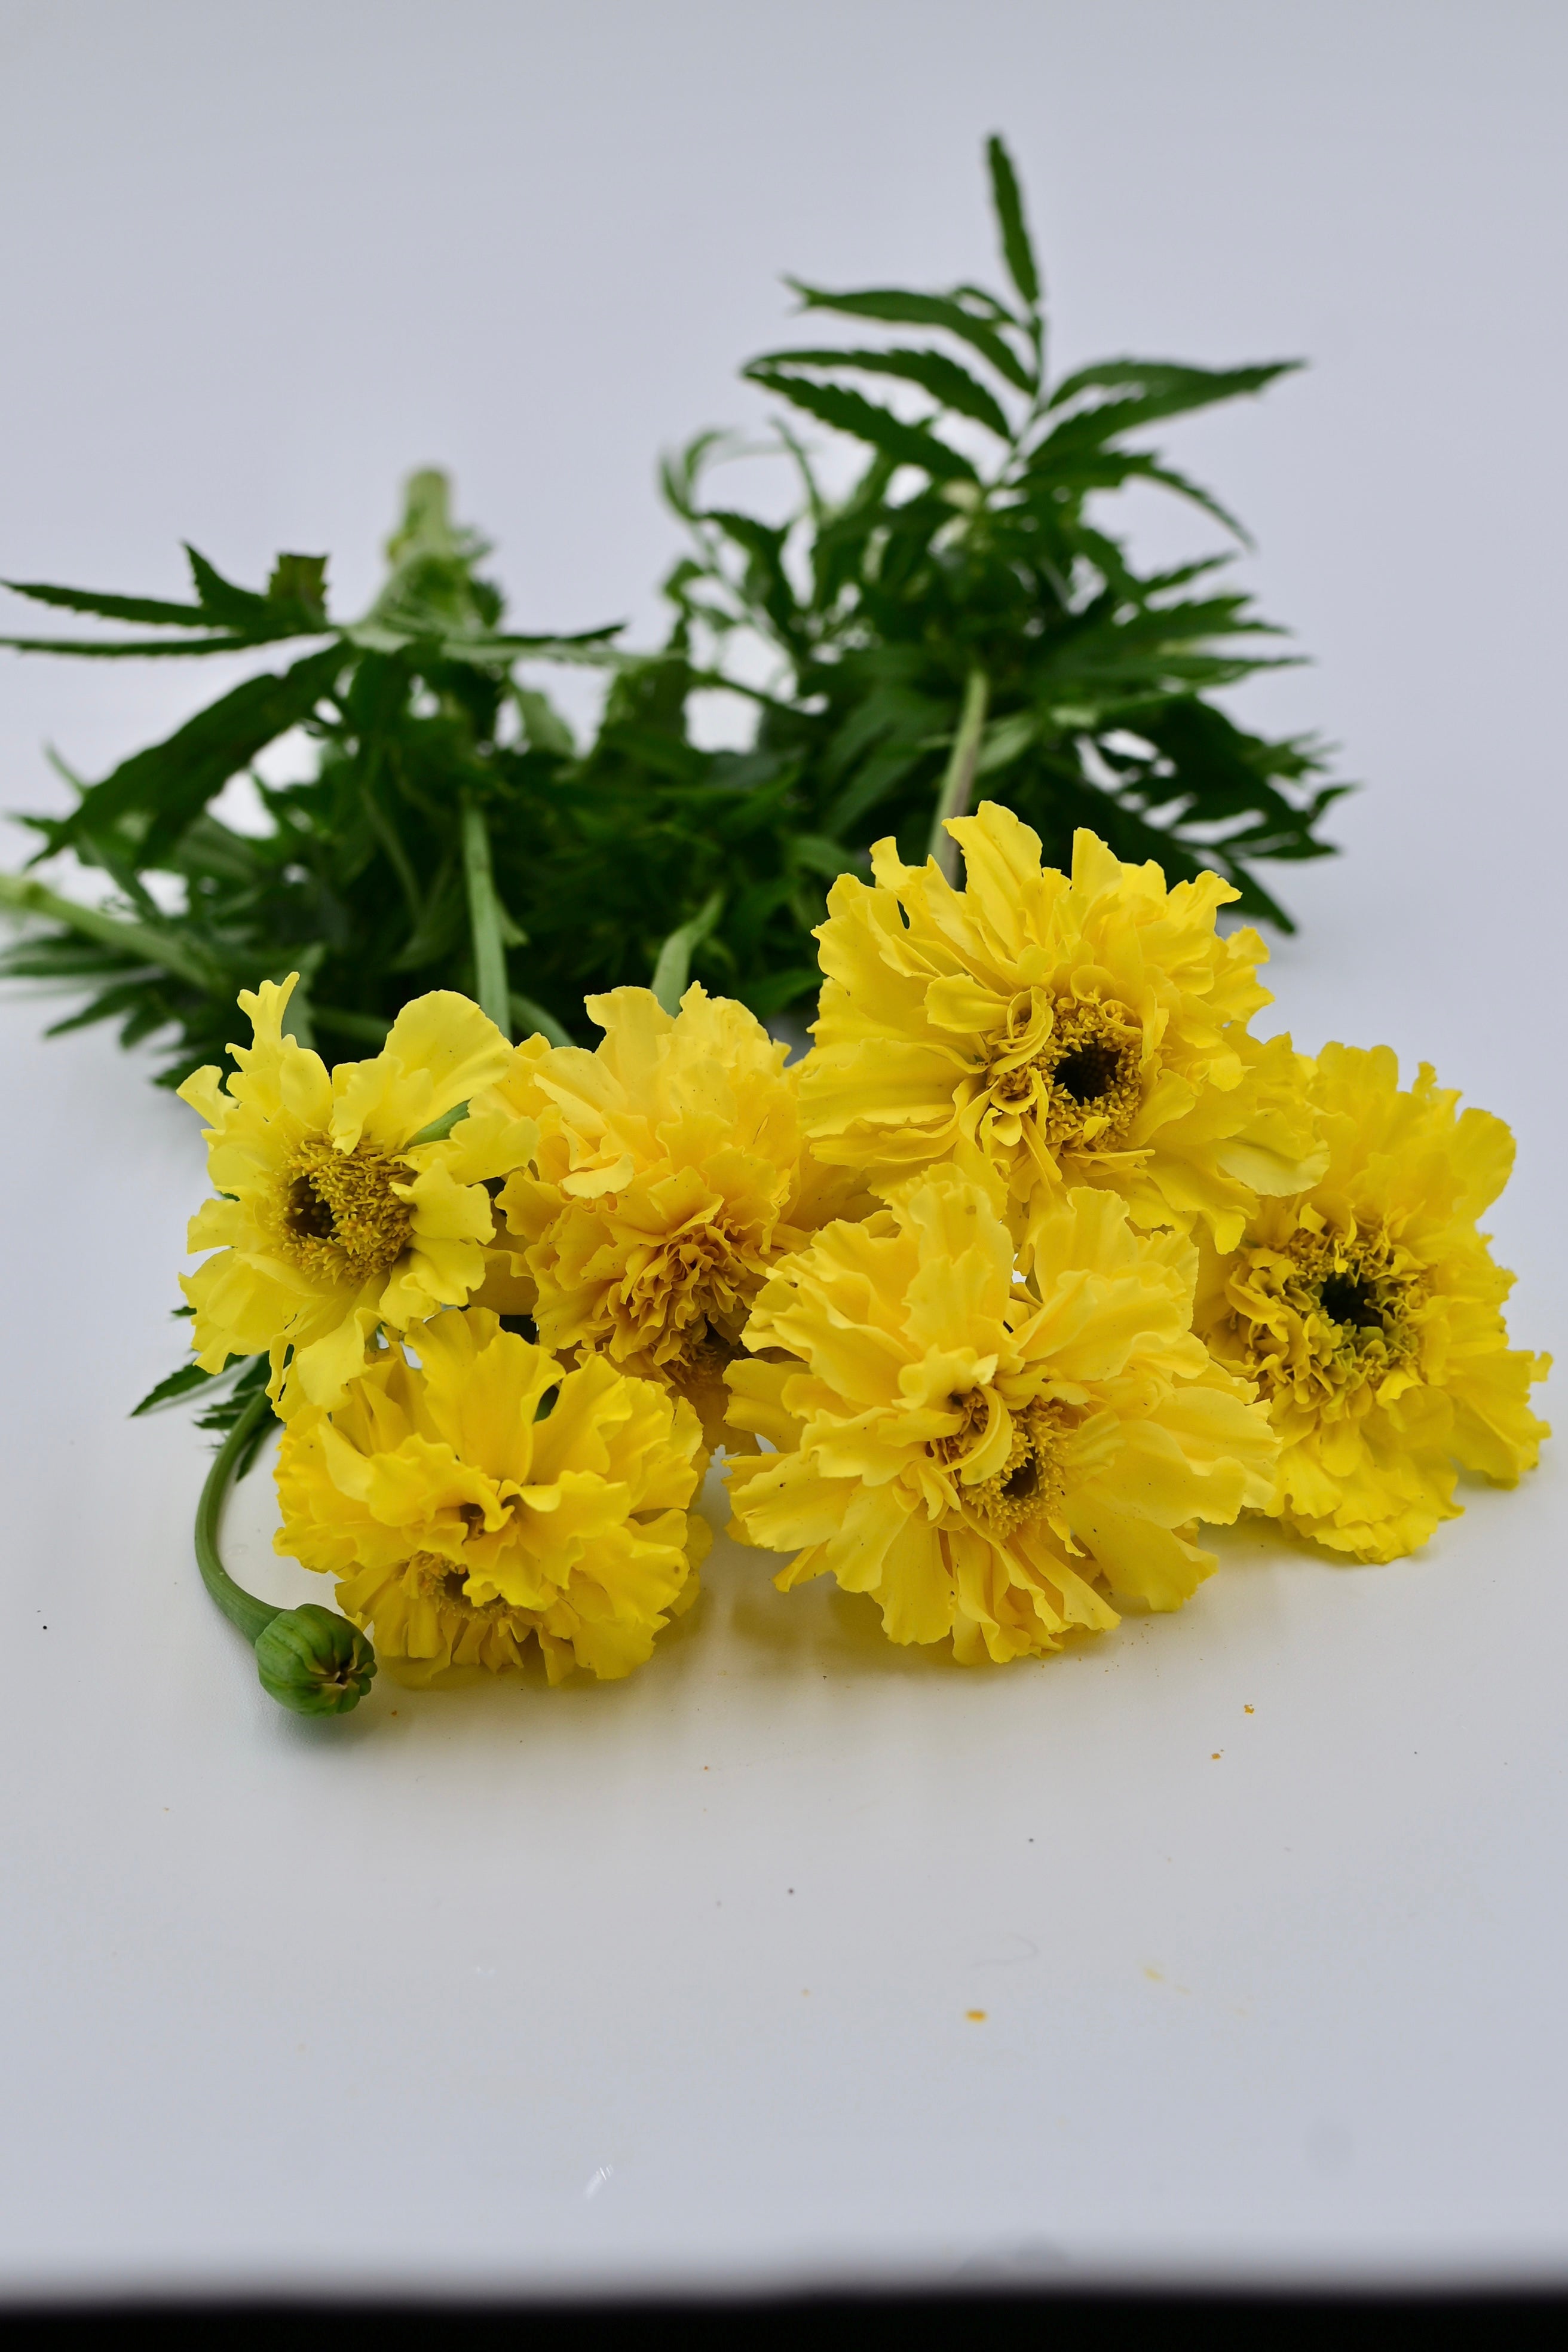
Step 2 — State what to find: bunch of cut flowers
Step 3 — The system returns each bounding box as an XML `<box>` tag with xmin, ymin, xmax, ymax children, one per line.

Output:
<box><xmin>0</xmin><ymin>137</ymin><xmax>1547</xmax><ymax>1717</ymax></box>
<box><xmin>173</xmin><ymin>801</ymin><xmax>1548</xmax><ymax>1715</ymax></box>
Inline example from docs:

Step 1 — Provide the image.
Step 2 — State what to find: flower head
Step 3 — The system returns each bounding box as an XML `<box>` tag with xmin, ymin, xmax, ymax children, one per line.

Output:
<box><xmin>1196</xmin><ymin>1043</ymin><xmax>1550</xmax><ymax>1561</ymax></box>
<box><xmin>274</xmin><ymin>1307</ymin><xmax>710</xmax><ymax>1684</ymax></box>
<box><xmin>493</xmin><ymin>984</ymin><xmax>865</xmax><ymax>1446</ymax></box>
<box><xmin>726</xmin><ymin>1168</ymin><xmax>1277</xmax><ymax>1664</ymax></box>
<box><xmin>800</xmin><ymin>804</ymin><xmax>1324</xmax><ymax>1257</ymax></box>
<box><xmin>179</xmin><ymin>976</ymin><xmax>537</xmax><ymax>1413</ymax></box>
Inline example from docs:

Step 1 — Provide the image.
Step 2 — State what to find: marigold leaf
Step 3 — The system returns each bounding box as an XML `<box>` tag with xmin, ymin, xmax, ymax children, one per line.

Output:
<box><xmin>785</xmin><ymin>278</ymin><xmax>1036</xmax><ymax>393</ymax></box>
<box><xmin>986</xmin><ymin>133</ymin><xmax>1040</xmax><ymax>311</ymax></box>
<box><xmin>748</xmin><ymin>346</ymin><xmax>1012</xmax><ymax>439</ymax></box>
<box><xmin>745</xmin><ymin>366</ymin><xmax>978</xmax><ymax>481</ymax></box>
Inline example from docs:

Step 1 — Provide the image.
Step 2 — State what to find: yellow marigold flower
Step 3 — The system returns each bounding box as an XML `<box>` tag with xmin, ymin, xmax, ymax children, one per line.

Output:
<box><xmin>799</xmin><ymin>803</ymin><xmax>1324</xmax><ymax>1258</ymax></box>
<box><xmin>274</xmin><ymin>1307</ymin><xmax>710</xmax><ymax>1685</ymax></box>
<box><xmin>725</xmin><ymin>1169</ymin><xmax>1278</xmax><ymax>1664</ymax></box>
<box><xmin>179</xmin><ymin>976</ymin><xmax>537</xmax><ymax>1414</ymax></box>
<box><xmin>1196</xmin><ymin>1043</ymin><xmax>1551</xmax><ymax>1563</ymax></box>
<box><xmin>492</xmin><ymin>984</ymin><xmax>867</xmax><ymax>1447</ymax></box>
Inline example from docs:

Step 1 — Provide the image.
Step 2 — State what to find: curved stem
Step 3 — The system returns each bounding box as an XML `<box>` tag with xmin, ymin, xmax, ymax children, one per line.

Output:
<box><xmin>928</xmin><ymin>667</ymin><xmax>991</xmax><ymax>884</ymax></box>
<box><xmin>0</xmin><ymin>868</ymin><xmax>223</xmax><ymax>991</ymax></box>
<box><xmin>193</xmin><ymin>1387</ymin><xmax>280</xmax><ymax>1646</ymax></box>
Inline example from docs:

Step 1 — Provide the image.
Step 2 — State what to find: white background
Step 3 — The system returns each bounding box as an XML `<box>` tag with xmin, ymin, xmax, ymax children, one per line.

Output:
<box><xmin>1</xmin><ymin>0</ymin><xmax>1565</xmax><ymax>2300</ymax></box>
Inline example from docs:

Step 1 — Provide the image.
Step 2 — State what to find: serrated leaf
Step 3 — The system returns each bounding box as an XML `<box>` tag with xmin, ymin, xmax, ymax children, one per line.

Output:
<box><xmin>785</xmin><ymin>278</ymin><xmax>1036</xmax><ymax>393</ymax></box>
<box><xmin>0</xmin><ymin>632</ymin><xmax>266</xmax><ymax>659</ymax></box>
<box><xmin>130</xmin><ymin>1359</ymin><xmax>213</xmax><ymax>1416</ymax></box>
<box><xmin>748</xmin><ymin>345</ymin><xmax>1012</xmax><ymax>439</ymax></box>
<box><xmin>268</xmin><ymin>553</ymin><xmax>329</xmax><ymax>615</ymax></box>
<box><xmin>186</xmin><ymin>544</ymin><xmax>274</xmax><ymax>626</ymax></box>
<box><xmin>46</xmin><ymin>641</ymin><xmax>345</xmax><ymax>863</ymax></box>
<box><xmin>986</xmin><ymin>134</ymin><xmax>1040</xmax><ymax>311</ymax></box>
<box><xmin>3</xmin><ymin>578</ymin><xmax>215</xmax><ymax>626</ymax></box>
<box><xmin>745</xmin><ymin>368</ymin><xmax>978</xmax><ymax>482</ymax></box>
<box><xmin>1021</xmin><ymin>440</ymin><xmax>1253</xmax><ymax>541</ymax></box>
<box><xmin>1044</xmin><ymin>357</ymin><xmax>1298</xmax><ymax>433</ymax></box>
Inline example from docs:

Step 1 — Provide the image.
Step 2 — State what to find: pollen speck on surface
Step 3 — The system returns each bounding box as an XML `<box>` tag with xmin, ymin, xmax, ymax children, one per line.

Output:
<box><xmin>966</xmin><ymin>2009</ymin><xmax>987</xmax><ymax>2022</ymax></box>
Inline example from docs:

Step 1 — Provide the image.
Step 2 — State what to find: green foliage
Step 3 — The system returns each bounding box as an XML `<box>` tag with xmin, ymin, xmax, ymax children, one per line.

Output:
<box><xmin>1</xmin><ymin>141</ymin><xmax>1345</xmax><ymax>1088</ymax></box>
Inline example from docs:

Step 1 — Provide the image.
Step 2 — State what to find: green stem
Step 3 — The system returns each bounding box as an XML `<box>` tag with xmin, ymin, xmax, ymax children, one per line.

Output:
<box><xmin>510</xmin><ymin>992</ymin><xmax>573</xmax><ymax>1050</ymax></box>
<box><xmin>360</xmin><ymin>758</ymin><xmax>424</xmax><ymax>927</ymax></box>
<box><xmin>312</xmin><ymin>1004</ymin><xmax>392</xmax><ymax>1045</ymax></box>
<box><xmin>192</xmin><ymin>1387</ymin><xmax>280</xmax><ymax>1645</ymax></box>
<box><xmin>0</xmin><ymin>869</ymin><xmax>224</xmax><ymax>991</ymax></box>
<box><xmin>460</xmin><ymin>793</ymin><xmax>512</xmax><ymax>1036</ymax></box>
<box><xmin>927</xmin><ymin>668</ymin><xmax>991</xmax><ymax>884</ymax></box>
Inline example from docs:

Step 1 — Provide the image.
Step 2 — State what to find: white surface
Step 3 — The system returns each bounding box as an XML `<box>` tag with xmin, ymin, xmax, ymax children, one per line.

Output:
<box><xmin>1</xmin><ymin>0</ymin><xmax>1566</xmax><ymax>2300</ymax></box>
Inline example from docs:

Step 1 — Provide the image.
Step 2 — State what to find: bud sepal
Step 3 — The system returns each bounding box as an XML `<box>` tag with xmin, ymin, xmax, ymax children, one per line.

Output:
<box><xmin>254</xmin><ymin>1604</ymin><xmax>377</xmax><ymax>1716</ymax></box>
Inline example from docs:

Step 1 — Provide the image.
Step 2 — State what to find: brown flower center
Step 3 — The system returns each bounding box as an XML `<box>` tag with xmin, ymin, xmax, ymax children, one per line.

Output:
<box><xmin>933</xmin><ymin>1395</ymin><xmax>1070</xmax><ymax>1535</ymax></box>
<box><xmin>405</xmin><ymin>1549</ymin><xmax>516</xmax><ymax>1622</ymax></box>
<box><xmin>984</xmin><ymin>998</ymin><xmax>1143</xmax><ymax>1155</ymax></box>
<box><xmin>1229</xmin><ymin>1226</ymin><xmax>1423</xmax><ymax>1405</ymax></box>
<box><xmin>275</xmin><ymin>1136</ymin><xmax>415</xmax><ymax>1285</ymax></box>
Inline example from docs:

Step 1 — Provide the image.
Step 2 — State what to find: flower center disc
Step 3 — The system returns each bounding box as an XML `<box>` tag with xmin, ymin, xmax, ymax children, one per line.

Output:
<box><xmin>985</xmin><ymin>998</ymin><xmax>1143</xmax><ymax>1153</ymax></box>
<box><xmin>277</xmin><ymin>1137</ymin><xmax>415</xmax><ymax>1284</ymax></box>
<box><xmin>1228</xmin><ymin>1226</ymin><xmax>1423</xmax><ymax>1408</ymax></box>
<box><xmin>933</xmin><ymin>1396</ymin><xmax>1067</xmax><ymax>1536</ymax></box>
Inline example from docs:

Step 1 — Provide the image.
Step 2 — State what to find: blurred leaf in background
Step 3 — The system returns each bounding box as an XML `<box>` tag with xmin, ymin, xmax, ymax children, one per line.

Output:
<box><xmin>1</xmin><ymin>138</ymin><xmax>1346</xmax><ymax>1085</ymax></box>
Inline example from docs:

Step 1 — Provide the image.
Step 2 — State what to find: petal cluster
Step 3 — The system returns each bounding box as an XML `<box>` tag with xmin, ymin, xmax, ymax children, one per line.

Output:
<box><xmin>180</xmin><ymin>976</ymin><xmax>536</xmax><ymax>1413</ymax></box>
<box><xmin>275</xmin><ymin>1308</ymin><xmax>710</xmax><ymax>1683</ymax></box>
<box><xmin>1196</xmin><ymin>1044</ymin><xmax>1551</xmax><ymax>1561</ymax></box>
<box><xmin>727</xmin><ymin>1170</ymin><xmax>1277</xmax><ymax>1662</ymax></box>
<box><xmin>172</xmin><ymin>813</ymin><xmax>1551</xmax><ymax>1705</ymax></box>
<box><xmin>801</xmin><ymin>805</ymin><xmax>1324</xmax><ymax>1256</ymax></box>
<box><xmin>489</xmin><ymin>984</ymin><xmax>864</xmax><ymax>1447</ymax></box>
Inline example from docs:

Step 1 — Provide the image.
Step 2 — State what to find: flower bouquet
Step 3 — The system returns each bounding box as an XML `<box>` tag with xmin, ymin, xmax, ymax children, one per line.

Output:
<box><xmin>0</xmin><ymin>142</ymin><xmax>1547</xmax><ymax>1719</ymax></box>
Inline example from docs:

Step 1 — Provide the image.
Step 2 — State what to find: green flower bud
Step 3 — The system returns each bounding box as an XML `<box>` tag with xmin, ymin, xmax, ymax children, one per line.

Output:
<box><xmin>254</xmin><ymin>1604</ymin><xmax>376</xmax><ymax>1716</ymax></box>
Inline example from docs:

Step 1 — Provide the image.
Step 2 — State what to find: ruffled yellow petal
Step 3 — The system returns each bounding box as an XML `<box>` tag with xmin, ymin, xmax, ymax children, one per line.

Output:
<box><xmin>178</xmin><ymin>979</ymin><xmax>534</xmax><ymax>1413</ymax></box>
<box><xmin>727</xmin><ymin>1167</ymin><xmax>1276</xmax><ymax>1664</ymax></box>
<box><xmin>274</xmin><ymin>1309</ymin><xmax>708</xmax><ymax>1683</ymax></box>
<box><xmin>801</xmin><ymin>806</ymin><xmax>1321</xmax><ymax>1255</ymax></box>
<box><xmin>498</xmin><ymin>984</ymin><xmax>859</xmax><ymax>1444</ymax></box>
<box><xmin>1198</xmin><ymin>1042</ymin><xmax>1549</xmax><ymax>1561</ymax></box>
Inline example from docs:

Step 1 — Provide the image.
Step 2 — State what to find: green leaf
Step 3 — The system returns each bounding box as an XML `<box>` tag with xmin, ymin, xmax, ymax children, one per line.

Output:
<box><xmin>785</xmin><ymin>278</ymin><xmax>1036</xmax><ymax>393</ymax></box>
<box><xmin>186</xmin><ymin>544</ymin><xmax>274</xmax><ymax>627</ymax></box>
<box><xmin>130</xmin><ymin>1360</ymin><xmax>214</xmax><ymax>1416</ymax></box>
<box><xmin>0</xmin><ymin>632</ymin><xmax>261</xmax><ymax>659</ymax></box>
<box><xmin>986</xmin><ymin>134</ymin><xmax>1040</xmax><ymax>311</ymax></box>
<box><xmin>512</xmin><ymin>687</ymin><xmax>576</xmax><ymax>757</ymax></box>
<box><xmin>1020</xmin><ymin>440</ymin><xmax>1254</xmax><ymax>541</ymax></box>
<box><xmin>744</xmin><ymin>367</ymin><xmax>978</xmax><ymax>482</ymax></box>
<box><xmin>0</xmin><ymin>869</ymin><xmax>226</xmax><ymax>990</ymax></box>
<box><xmin>267</xmin><ymin>553</ymin><xmax>329</xmax><ymax>616</ymax></box>
<box><xmin>748</xmin><ymin>346</ymin><xmax>1012</xmax><ymax>439</ymax></box>
<box><xmin>2</xmin><ymin>579</ymin><xmax>215</xmax><ymax>626</ymax></box>
<box><xmin>45</xmin><ymin>641</ymin><xmax>345</xmax><ymax>862</ymax></box>
<box><xmin>1044</xmin><ymin>358</ymin><xmax>1299</xmax><ymax>434</ymax></box>
<box><xmin>651</xmin><ymin>889</ymin><xmax>724</xmax><ymax>1013</ymax></box>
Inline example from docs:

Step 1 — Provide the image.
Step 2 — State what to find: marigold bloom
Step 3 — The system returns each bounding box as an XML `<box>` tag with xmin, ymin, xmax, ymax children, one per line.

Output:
<box><xmin>274</xmin><ymin>1307</ymin><xmax>710</xmax><ymax>1684</ymax></box>
<box><xmin>492</xmin><ymin>985</ymin><xmax>866</xmax><ymax>1446</ymax></box>
<box><xmin>725</xmin><ymin>1169</ymin><xmax>1277</xmax><ymax>1664</ymax></box>
<box><xmin>799</xmin><ymin>804</ymin><xmax>1324</xmax><ymax>1258</ymax></box>
<box><xmin>1196</xmin><ymin>1043</ymin><xmax>1550</xmax><ymax>1562</ymax></box>
<box><xmin>179</xmin><ymin>976</ymin><xmax>537</xmax><ymax>1413</ymax></box>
